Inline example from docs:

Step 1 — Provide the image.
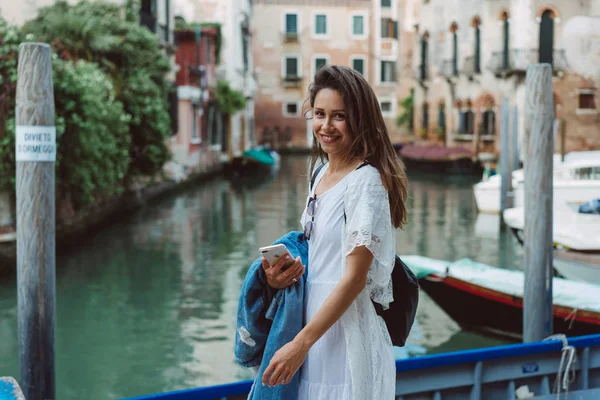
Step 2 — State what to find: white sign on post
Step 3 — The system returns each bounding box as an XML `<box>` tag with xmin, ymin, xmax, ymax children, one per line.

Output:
<box><xmin>15</xmin><ymin>125</ymin><xmax>57</xmax><ymax>162</ymax></box>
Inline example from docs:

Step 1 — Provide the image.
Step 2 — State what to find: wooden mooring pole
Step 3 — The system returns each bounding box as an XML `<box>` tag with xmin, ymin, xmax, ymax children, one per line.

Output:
<box><xmin>523</xmin><ymin>64</ymin><xmax>554</xmax><ymax>343</ymax></box>
<box><xmin>499</xmin><ymin>97</ymin><xmax>511</xmax><ymax>226</ymax></box>
<box><xmin>511</xmin><ymin>105</ymin><xmax>520</xmax><ymax>172</ymax></box>
<box><xmin>15</xmin><ymin>43</ymin><xmax>56</xmax><ymax>399</ymax></box>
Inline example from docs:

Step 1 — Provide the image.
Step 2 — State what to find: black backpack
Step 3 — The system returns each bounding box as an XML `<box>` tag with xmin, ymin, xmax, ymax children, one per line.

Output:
<box><xmin>310</xmin><ymin>163</ymin><xmax>419</xmax><ymax>347</ymax></box>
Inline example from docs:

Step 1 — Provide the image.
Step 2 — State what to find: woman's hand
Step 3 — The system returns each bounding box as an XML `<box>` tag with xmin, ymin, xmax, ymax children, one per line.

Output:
<box><xmin>261</xmin><ymin>255</ymin><xmax>305</xmax><ymax>289</ymax></box>
<box><xmin>262</xmin><ymin>338</ymin><xmax>309</xmax><ymax>386</ymax></box>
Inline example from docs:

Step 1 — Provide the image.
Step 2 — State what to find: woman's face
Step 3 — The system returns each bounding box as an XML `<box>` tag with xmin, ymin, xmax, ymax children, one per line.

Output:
<box><xmin>312</xmin><ymin>88</ymin><xmax>353</xmax><ymax>157</ymax></box>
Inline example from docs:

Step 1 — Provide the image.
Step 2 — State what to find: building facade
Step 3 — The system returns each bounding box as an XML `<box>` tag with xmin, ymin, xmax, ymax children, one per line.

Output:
<box><xmin>174</xmin><ymin>0</ymin><xmax>256</xmax><ymax>160</ymax></box>
<box><xmin>252</xmin><ymin>0</ymin><xmax>414</xmax><ymax>150</ymax></box>
<box><xmin>167</xmin><ymin>25</ymin><xmax>221</xmax><ymax>178</ymax></box>
<box><xmin>411</xmin><ymin>0</ymin><xmax>600</xmax><ymax>157</ymax></box>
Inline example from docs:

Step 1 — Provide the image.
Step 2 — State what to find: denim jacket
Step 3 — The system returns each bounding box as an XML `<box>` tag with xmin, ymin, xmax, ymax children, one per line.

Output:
<box><xmin>235</xmin><ymin>231</ymin><xmax>308</xmax><ymax>400</ymax></box>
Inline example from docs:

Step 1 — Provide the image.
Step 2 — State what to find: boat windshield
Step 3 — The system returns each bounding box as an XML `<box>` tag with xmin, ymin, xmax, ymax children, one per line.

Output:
<box><xmin>571</xmin><ymin>166</ymin><xmax>600</xmax><ymax>180</ymax></box>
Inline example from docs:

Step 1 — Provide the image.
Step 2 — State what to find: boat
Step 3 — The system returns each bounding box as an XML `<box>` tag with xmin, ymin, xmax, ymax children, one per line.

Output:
<box><xmin>398</xmin><ymin>143</ymin><xmax>482</xmax><ymax>175</ymax></box>
<box><xmin>553</xmin><ymin>249</ymin><xmax>600</xmax><ymax>284</ymax></box>
<box><xmin>116</xmin><ymin>333</ymin><xmax>600</xmax><ymax>399</ymax></box>
<box><xmin>473</xmin><ymin>151</ymin><xmax>600</xmax><ymax>214</ymax></box>
<box><xmin>502</xmin><ymin>202</ymin><xmax>600</xmax><ymax>252</ymax></box>
<box><xmin>225</xmin><ymin>146</ymin><xmax>280</xmax><ymax>178</ymax></box>
<box><xmin>402</xmin><ymin>256</ymin><xmax>600</xmax><ymax>340</ymax></box>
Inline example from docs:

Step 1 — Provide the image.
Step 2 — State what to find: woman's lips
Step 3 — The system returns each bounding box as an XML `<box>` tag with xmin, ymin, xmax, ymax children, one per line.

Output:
<box><xmin>319</xmin><ymin>134</ymin><xmax>340</xmax><ymax>144</ymax></box>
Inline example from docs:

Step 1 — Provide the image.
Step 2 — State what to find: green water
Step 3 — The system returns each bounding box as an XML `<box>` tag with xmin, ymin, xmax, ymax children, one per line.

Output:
<box><xmin>0</xmin><ymin>155</ymin><xmax>521</xmax><ymax>399</ymax></box>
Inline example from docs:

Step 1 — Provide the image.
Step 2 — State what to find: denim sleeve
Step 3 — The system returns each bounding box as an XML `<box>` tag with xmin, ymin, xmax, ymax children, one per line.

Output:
<box><xmin>234</xmin><ymin>261</ymin><xmax>276</xmax><ymax>368</ymax></box>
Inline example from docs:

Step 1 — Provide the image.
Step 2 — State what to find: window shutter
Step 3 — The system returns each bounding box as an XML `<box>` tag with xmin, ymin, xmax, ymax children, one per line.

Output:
<box><xmin>393</xmin><ymin>21</ymin><xmax>398</xmax><ymax>39</ymax></box>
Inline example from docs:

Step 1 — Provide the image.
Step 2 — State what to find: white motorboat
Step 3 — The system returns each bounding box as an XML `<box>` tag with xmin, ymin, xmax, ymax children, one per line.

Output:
<box><xmin>553</xmin><ymin>249</ymin><xmax>600</xmax><ymax>284</ymax></box>
<box><xmin>473</xmin><ymin>151</ymin><xmax>600</xmax><ymax>214</ymax></box>
<box><xmin>503</xmin><ymin>201</ymin><xmax>600</xmax><ymax>283</ymax></box>
<box><xmin>502</xmin><ymin>202</ymin><xmax>600</xmax><ymax>251</ymax></box>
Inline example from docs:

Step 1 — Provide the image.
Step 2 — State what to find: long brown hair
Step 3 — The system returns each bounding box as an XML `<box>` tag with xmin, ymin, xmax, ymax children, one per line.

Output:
<box><xmin>305</xmin><ymin>65</ymin><xmax>409</xmax><ymax>229</ymax></box>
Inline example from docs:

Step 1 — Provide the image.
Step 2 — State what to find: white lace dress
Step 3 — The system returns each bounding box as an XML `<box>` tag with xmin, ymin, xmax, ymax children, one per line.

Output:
<box><xmin>298</xmin><ymin>163</ymin><xmax>396</xmax><ymax>400</ymax></box>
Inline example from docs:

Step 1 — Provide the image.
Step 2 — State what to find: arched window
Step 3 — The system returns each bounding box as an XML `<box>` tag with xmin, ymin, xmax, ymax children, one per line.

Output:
<box><xmin>481</xmin><ymin>96</ymin><xmax>496</xmax><ymax>136</ymax></box>
<box><xmin>437</xmin><ymin>101</ymin><xmax>446</xmax><ymax>133</ymax></box>
<box><xmin>472</xmin><ymin>17</ymin><xmax>481</xmax><ymax>73</ymax></box>
<box><xmin>539</xmin><ymin>9</ymin><xmax>555</xmax><ymax>64</ymax></box>
<box><xmin>500</xmin><ymin>11</ymin><xmax>510</xmax><ymax>69</ymax></box>
<box><xmin>450</xmin><ymin>22</ymin><xmax>458</xmax><ymax>75</ymax></box>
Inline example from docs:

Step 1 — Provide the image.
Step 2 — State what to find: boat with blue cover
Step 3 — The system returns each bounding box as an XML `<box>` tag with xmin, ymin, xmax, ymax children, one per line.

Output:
<box><xmin>117</xmin><ymin>334</ymin><xmax>600</xmax><ymax>399</ymax></box>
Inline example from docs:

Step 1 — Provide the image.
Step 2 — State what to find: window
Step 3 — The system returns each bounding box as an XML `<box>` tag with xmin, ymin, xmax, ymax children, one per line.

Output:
<box><xmin>381</xmin><ymin>18</ymin><xmax>398</xmax><ymax>39</ymax></box>
<box><xmin>419</xmin><ymin>32</ymin><xmax>429</xmax><ymax>80</ymax></box>
<box><xmin>578</xmin><ymin>91</ymin><xmax>596</xmax><ymax>110</ymax></box>
<box><xmin>481</xmin><ymin>109</ymin><xmax>496</xmax><ymax>135</ymax></box>
<box><xmin>437</xmin><ymin>103</ymin><xmax>445</xmax><ymax>132</ymax></box>
<box><xmin>284</xmin><ymin>56</ymin><xmax>300</xmax><ymax>78</ymax></box>
<box><xmin>285</xmin><ymin>13</ymin><xmax>298</xmax><ymax>34</ymax></box>
<box><xmin>379</xmin><ymin>98</ymin><xmax>394</xmax><ymax>117</ymax></box>
<box><xmin>352</xmin><ymin>15</ymin><xmax>364</xmax><ymax>35</ymax></box>
<box><xmin>315</xmin><ymin>57</ymin><xmax>327</xmax><ymax>71</ymax></box>
<box><xmin>422</xmin><ymin>103</ymin><xmax>429</xmax><ymax>131</ymax></box>
<box><xmin>314</xmin><ymin>14</ymin><xmax>327</xmax><ymax>36</ymax></box>
<box><xmin>283</xmin><ymin>102</ymin><xmax>299</xmax><ymax>117</ymax></box>
<box><xmin>351</xmin><ymin>57</ymin><xmax>365</xmax><ymax>76</ymax></box>
<box><xmin>380</xmin><ymin>61</ymin><xmax>396</xmax><ymax>82</ymax></box>
<box><xmin>450</xmin><ymin>23</ymin><xmax>458</xmax><ymax>76</ymax></box>
<box><xmin>472</xmin><ymin>17</ymin><xmax>481</xmax><ymax>74</ymax></box>
<box><xmin>381</xmin><ymin>0</ymin><xmax>391</xmax><ymax>8</ymax></box>
<box><xmin>312</xmin><ymin>55</ymin><xmax>329</xmax><ymax>77</ymax></box>
<box><xmin>539</xmin><ymin>9</ymin><xmax>555</xmax><ymax>64</ymax></box>
<box><xmin>191</xmin><ymin>103</ymin><xmax>200</xmax><ymax>143</ymax></box>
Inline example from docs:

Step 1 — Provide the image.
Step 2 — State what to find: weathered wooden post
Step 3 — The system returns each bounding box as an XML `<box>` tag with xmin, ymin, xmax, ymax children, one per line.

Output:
<box><xmin>499</xmin><ymin>97</ymin><xmax>511</xmax><ymax>228</ymax></box>
<box><xmin>511</xmin><ymin>105</ymin><xmax>520</xmax><ymax>172</ymax></box>
<box><xmin>523</xmin><ymin>64</ymin><xmax>554</xmax><ymax>342</ymax></box>
<box><xmin>15</xmin><ymin>43</ymin><xmax>56</xmax><ymax>399</ymax></box>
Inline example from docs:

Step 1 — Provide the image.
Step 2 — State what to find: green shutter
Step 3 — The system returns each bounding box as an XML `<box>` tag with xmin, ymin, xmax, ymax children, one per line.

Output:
<box><xmin>286</xmin><ymin>14</ymin><xmax>297</xmax><ymax>34</ymax></box>
<box><xmin>393</xmin><ymin>21</ymin><xmax>398</xmax><ymax>39</ymax></box>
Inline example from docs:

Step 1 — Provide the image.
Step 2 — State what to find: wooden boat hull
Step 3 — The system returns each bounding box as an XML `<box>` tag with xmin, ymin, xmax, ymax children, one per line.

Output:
<box><xmin>419</xmin><ymin>274</ymin><xmax>600</xmax><ymax>340</ymax></box>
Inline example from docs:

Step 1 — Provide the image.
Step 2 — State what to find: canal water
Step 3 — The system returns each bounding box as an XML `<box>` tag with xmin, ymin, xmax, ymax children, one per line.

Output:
<box><xmin>0</xmin><ymin>155</ymin><xmax>522</xmax><ymax>399</ymax></box>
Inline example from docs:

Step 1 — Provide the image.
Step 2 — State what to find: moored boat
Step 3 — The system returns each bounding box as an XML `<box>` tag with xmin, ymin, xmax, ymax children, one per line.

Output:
<box><xmin>553</xmin><ymin>249</ymin><xmax>600</xmax><ymax>285</ymax></box>
<box><xmin>473</xmin><ymin>151</ymin><xmax>600</xmax><ymax>214</ymax></box>
<box><xmin>403</xmin><ymin>256</ymin><xmax>600</xmax><ymax>340</ymax></box>
<box><xmin>119</xmin><ymin>333</ymin><xmax>600</xmax><ymax>400</ymax></box>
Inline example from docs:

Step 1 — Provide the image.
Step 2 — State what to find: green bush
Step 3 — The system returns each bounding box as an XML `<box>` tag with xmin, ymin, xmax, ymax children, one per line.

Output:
<box><xmin>0</xmin><ymin>18</ymin><xmax>27</xmax><ymax>192</ymax></box>
<box><xmin>24</xmin><ymin>0</ymin><xmax>172</xmax><ymax>180</ymax></box>
<box><xmin>52</xmin><ymin>57</ymin><xmax>131</xmax><ymax>208</ymax></box>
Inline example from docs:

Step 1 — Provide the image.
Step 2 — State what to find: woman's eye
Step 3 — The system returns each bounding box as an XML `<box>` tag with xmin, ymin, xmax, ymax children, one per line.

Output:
<box><xmin>335</xmin><ymin>113</ymin><xmax>345</xmax><ymax>119</ymax></box>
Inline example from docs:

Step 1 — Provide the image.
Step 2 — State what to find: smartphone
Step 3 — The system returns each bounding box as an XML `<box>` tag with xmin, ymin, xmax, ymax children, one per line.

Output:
<box><xmin>259</xmin><ymin>244</ymin><xmax>295</xmax><ymax>271</ymax></box>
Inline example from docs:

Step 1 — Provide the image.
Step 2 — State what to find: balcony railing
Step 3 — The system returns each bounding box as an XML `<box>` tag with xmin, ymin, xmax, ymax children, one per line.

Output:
<box><xmin>462</xmin><ymin>56</ymin><xmax>481</xmax><ymax>77</ymax></box>
<box><xmin>439</xmin><ymin>59</ymin><xmax>458</xmax><ymax>79</ymax></box>
<box><xmin>283</xmin><ymin>32</ymin><xmax>299</xmax><ymax>43</ymax></box>
<box><xmin>488</xmin><ymin>49</ymin><xmax>569</xmax><ymax>76</ymax></box>
<box><xmin>282</xmin><ymin>75</ymin><xmax>302</xmax><ymax>88</ymax></box>
<box><xmin>414</xmin><ymin>64</ymin><xmax>429</xmax><ymax>82</ymax></box>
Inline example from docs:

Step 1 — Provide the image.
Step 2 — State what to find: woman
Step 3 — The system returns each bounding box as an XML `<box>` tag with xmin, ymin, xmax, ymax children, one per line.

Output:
<box><xmin>261</xmin><ymin>65</ymin><xmax>409</xmax><ymax>399</ymax></box>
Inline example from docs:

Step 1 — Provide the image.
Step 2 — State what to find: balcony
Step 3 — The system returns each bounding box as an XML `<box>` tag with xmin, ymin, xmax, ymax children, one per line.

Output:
<box><xmin>462</xmin><ymin>56</ymin><xmax>481</xmax><ymax>78</ymax></box>
<box><xmin>439</xmin><ymin>59</ymin><xmax>458</xmax><ymax>80</ymax></box>
<box><xmin>488</xmin><ymin>49</ymin><xmax>569</xmax><ymax>77</ymax></box>
<box><xmin>282</xmin><ymin>32</ymin><xmax>299</xmax><ymax>43</ymax></box>
<box><xmin>282</xmin><ymin>75</ymin><xmax>303</xmax><ymax>88</ymax></box>
<box><xmin>414</xmin><ymin>64</ymin><xmax>429</xmax><ymax>83</ymax></box>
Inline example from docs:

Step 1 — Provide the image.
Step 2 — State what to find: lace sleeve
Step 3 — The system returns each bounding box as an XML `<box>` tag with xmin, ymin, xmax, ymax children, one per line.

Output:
<box><xmin>344</xmin><ymin>167</ymin><xmax>395</xmax><ymax>309</ymax></box>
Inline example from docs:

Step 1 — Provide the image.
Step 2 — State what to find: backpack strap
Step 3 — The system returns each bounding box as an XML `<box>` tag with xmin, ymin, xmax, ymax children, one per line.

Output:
<box><xmin>310</xmin><ymin>164</ymin><xmax>325</xmax><ymax>191</ymax></box>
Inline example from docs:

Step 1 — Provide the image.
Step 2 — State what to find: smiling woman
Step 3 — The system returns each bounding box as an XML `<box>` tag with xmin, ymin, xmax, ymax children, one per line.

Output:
<box><xmin>258</xmin><ymin>65</ymin><xmax>409</xmax><ymax>400</ymax></box>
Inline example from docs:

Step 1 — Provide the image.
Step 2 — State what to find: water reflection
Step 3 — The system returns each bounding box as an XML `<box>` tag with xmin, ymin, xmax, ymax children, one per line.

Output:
<box><xmin>0</xmin><ymin>155</ymin><xmax>521</xmax><ymax>399</ymax></box>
